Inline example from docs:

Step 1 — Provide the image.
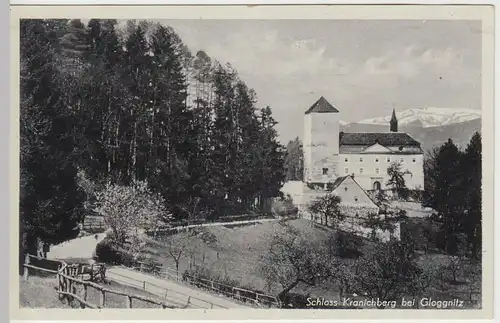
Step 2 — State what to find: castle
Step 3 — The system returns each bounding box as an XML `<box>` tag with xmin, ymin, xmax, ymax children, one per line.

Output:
<box><xmin>303</xmin><ymin>96</ymin><xmax>424</xmax><ymax>192</ymax></box>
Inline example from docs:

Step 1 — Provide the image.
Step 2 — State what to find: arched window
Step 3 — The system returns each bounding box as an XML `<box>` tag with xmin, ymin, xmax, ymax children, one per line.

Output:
<box><xmin>373</xmin><ymin>181</ymin><xmax>381</xmax><ymax>191</ymax></box>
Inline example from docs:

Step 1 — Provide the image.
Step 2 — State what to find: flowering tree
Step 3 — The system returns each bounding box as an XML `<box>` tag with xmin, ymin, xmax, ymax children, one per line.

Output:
<box><xmin>94</xmin><ymin>181</ymin><xmax>171</xmax><ymax>244</ymax></box>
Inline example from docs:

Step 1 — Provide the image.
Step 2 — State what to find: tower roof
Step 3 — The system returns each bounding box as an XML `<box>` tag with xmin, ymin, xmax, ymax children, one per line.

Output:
<box><xmin>304</xmin><ymin>96</ymin><xmax>339</xmax><ymax>114</ymax></box>
<box><xmin>391</xmin><ymin>108</ymin><xmax>398</xmax><ymax>121</ymax></box>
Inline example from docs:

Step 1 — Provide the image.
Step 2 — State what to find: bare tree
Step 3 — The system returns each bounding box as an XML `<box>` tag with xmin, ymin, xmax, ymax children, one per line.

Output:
<box><xmin>353</xmin><ymin>240</ymin><xmax>423</xmax><ymax>308</ymax></box>
<box><xmin>178</xmin><ymin>196</ymin><xmax>211</xmax><ymax>227</ymax></box>
<box><xmin>163</xmin><ymin>231</ymin><xmax>192</xmax><ymax>279</ymax></box>
<box><xmin>308</xmin><ymin>193</ymin><xmax>344</xmax><ymax>227</ymax></box>
<box><xmin>259</xmin><ymin>223</ymin><xmax>336</xmax><ymax>305</ymax></box>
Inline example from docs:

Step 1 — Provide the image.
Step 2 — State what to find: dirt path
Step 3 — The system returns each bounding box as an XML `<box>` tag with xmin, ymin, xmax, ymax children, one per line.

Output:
<box><xmin>106</xmin><ymin>266</ymin><xmax>250</xmax><ymax>309</ymax></box>
<box><xmin>47</xmin><ymin>218</ymin><xmax>279</xmax><ymax>261</ymax></box>
<box><xmin>47</xmin><ymin>233</ymin><xmax>107</xmax><ymax>260</ymax></box>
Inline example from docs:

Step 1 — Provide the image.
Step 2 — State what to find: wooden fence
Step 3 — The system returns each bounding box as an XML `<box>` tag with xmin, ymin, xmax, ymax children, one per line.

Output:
<box><xmin>182</xmin><ymin>272</ymin><xmax>279</xmax><ymax>308</ymax></box>
<box><xmin>107</xmin><ymin>269</ymin><xmax>223</xmax><ymax>309</ymax></box>
<box><xmin>22</xmin><ymin>254</ymin><xmax>181</xmax><ymax>309</ymax></box>
<box><xmin>82</xmin><ymin>216</ymin><xmax>106</xmax><ymax>233</ymax></box>
<box><xmin>130</xmin><ymin>260</ymin><xmax>279</xmax><ymax>308</ymax></box>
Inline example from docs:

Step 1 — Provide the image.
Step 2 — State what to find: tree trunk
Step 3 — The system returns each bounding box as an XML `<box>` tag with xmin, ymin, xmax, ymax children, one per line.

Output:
<box><xmin>277</xmin><ymin>279</ymin><xmax>300</xmax><ymax>307</ymax></box>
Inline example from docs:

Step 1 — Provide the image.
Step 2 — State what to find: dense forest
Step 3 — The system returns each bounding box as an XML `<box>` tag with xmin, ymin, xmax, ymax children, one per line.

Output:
<box><xmin>20</xmin><ymin>19</ymin><xmax>285</xmax><ymax>256</ymax></box>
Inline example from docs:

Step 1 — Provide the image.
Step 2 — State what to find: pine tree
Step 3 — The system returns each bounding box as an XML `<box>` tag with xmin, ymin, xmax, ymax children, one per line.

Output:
<box><xmin>428</xmin><ymin>139</ymin><xmax>466</xmax><ymax>254</ymax></box>
<box><xmin>462</xmin><ymin>132</ymin><xmax>482</xmax><ymax>259</ymax></box>
<box><xmin>78</xmin><ymin>19</ymin><xmax>127</xmax><ymax>182</ymax></box>
<box><xmin>211</xmin><ymin>64</ymin><xmax>238</xmax><ymax>211</ymax></box>
<box><xmin>284</xmin><ymin>137</ymin><xmax>304</xmax><ymax>181</ymax></box>
<box><xmin>20</xmin><ymin>19</ymin><xmax>84</xmax><ymax>260</ymax></box>
<box><xmin>146</xmin><ymin>24</ymin><xmax>191</xmax><ymax>217</ymax></box>
<box><xmin>256</xmin><ymin>106</ymin><xmax>286</xmax><ymax>212</ymax></box>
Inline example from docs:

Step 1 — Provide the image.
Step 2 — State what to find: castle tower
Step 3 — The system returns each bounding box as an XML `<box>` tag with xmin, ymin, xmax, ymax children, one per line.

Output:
<box><xmin>390</xmin><ymin>108</ymin><xmax>398</xmax><ymax>132</ymax></box>
<box><xmin>303</xmin><ymin>96</ymin><xmax>340</xmax><ymax>187</ymax></box>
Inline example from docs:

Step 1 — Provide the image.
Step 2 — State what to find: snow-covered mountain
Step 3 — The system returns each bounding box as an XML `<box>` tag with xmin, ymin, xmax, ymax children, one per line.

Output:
<box><xmin>355</xmin><ymin>107</ymin><xmax>481</xmax><ymax>128</ymax></box>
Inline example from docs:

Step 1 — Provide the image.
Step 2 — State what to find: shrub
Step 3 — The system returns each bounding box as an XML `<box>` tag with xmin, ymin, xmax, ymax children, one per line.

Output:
<box><xmin>278</xmin><ymin>292</ymin><xmax>310</xmax><ymax>308</ymax></box>
<box><xmin>271</xmin><ymin>195</ymin><xmax>298</xmax><ymax>218</ymax></box>
<box><xmin>94</xmin><ymin>237</ymin><xmax>134</xmax><ymax>266</ymax></box>
<box><xmin>334</xmin><ymin>231</ymin><xmax>363</xmax><ymax>258</ymax></box>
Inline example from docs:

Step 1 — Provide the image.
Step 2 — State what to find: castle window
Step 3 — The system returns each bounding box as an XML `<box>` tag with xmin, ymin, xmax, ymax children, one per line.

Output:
<box><xmin>375</xmin><ymin>168</ymin><xmax>380</xmax><ymax>174</ymax></box>
<box><xmin>359</xmin><ymin>157</ymin><xmax>364</xmax><ymax>163</ymax></box>
<box><xmin>344</xmin><ymin>167</ymin><xmax>349</xmax><ymax>174</ymax></box>
<box><xmin>375</xmin><ymin>157</ymin><xmax>380</xmax><ymax>163</ymax></box>
<box><xmin>387</xmin><ymin>157</ymin><xmax>391</xmax><ymax>163</ymax></box>
<box><xmin>345</xmin><ymin>157</ymin><xmax>349</xmax><ymax>162</ymax></box>
<box><xmin>354</xmin><ymin>197</ymin><xmax>359</xmax><ymax>202</ymax></box>
<box><xmin>412</xmin><ymin>158</ymin><xmax>416</xmax><ymax>163</ymax></box>
<box><xmin>344</xmin><ymin>187</ymin><xmax>348</xmax><ymax>192</ymax></box>
<box><xmin>322</xmin><ymin>168</ymin><xmax>329</xmax><ymax>175</ymax></box>
<box><xmin>359</xmin><ymin>167</ymin><xmax>364</xmax><ymax>174</ymax></box>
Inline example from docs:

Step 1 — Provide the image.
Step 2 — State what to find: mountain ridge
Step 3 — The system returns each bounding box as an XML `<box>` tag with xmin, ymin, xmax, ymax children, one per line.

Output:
<box><xmin>346</xmin><ymin>106</ymin><xmax>481</xmax><ymax>128</ymax></box>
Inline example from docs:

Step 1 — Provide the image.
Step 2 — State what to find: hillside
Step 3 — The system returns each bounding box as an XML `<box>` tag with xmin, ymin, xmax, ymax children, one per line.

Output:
<box><xmin>144</xmin><ymin>219</ymin><xmax>341</xmax><ymax>298</ymax></box>
<box><xmin>142</xmin><ymin>217</ymin><xmax>480</xmax><ymax>308</ymax></box>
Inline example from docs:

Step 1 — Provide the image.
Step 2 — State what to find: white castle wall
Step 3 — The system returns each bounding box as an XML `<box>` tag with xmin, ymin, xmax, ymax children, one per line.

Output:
<box><xmin>338</xmin><ymin>153</ymin><xmax>424</xmax><ymax>191</ymax></box>
<box><xmin>303</xmin><ymin>112</ymin><xmax>340</xmax><ymax>184</ymax></box>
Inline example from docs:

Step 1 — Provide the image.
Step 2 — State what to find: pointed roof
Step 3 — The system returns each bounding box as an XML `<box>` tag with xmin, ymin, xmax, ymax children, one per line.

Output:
<box><xmin>304</xmin><ymin>96</ymin><xmax>339</xmax><ymax>114</ymax></box>
<box><xmin>331</xmin><ymin>175</ymin><xmax>379</xmax><ymax>207</ymax></box>
<box><xmin>390</xmin><ymin>108</ymin><xmax>398</xmax><ymax>121</ymax></box>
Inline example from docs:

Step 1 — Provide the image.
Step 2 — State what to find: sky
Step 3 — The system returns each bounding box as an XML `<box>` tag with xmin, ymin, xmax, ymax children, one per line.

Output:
<box><xmin>156</xmin><ymin>19</ymin><xmax>482</xmax><ymax>143</ymax></box>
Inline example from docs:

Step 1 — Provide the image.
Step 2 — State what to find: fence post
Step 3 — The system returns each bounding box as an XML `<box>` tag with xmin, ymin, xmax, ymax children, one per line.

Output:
<box><xmin>72</xmin><ymin>284</ymin><xmax>77</xmax><ymax>304</ymax></box>
<box><xmin>126</xmin><ymin>296</ymin><xmax>132</xmax><ymax>308</ymax></box>
<box><xmin>143</xmin><ymin>281</ymin><xmax>146</xmax><ymax>290</ymax></box>
<box><xmin>67</xmin><ymin>276</ymin><xmax>72</xmax><ymax>298</ymax></box>
<box><xmin>164</xmin><ymin>289</ymin><xmax>168</xmax><ymax>299</ymax></box>
<box><xmin>83</xmin><ymin>285</ymin><xmax>88</xmax><ymax>301</ymax></box>
<box><xmin>57</xmin><ymin>273</ymin><xmax>62</xmax><ymax>300</ymax></box>
<box><xmin>23</xmin><ymin>254</ymin><xmax>30</xmax><ymax>280</ymax></box>
<box><xmin>90</xmin><ymin>264</ymin><xmax>94</xmax><ymax>281</ymax></box>
<box><xmin>100</xmin><ymin>290</ymin><xmax>106</xmax><ymax>307</ymax></box>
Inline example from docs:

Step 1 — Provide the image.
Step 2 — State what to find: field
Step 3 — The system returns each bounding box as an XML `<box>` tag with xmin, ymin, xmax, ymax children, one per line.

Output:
<box><xmin>20</xmin><ymin>275</ymin><xmax>169</xmax><ymax>309</ymax></box>
<box><xmin>143</xmin><ymin>218</ymin><xmax>481</xmax><ymax>309</ymax></box>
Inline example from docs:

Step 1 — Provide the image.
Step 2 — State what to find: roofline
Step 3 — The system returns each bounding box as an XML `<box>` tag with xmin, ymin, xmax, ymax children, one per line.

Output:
<box><xmin>347</xmin><ymin>175</ymin><xmax>380</xmax><ymax>208</ymax></box>
<box><xmin>339</xmin><ymin>151</ymin><xmax>424</xmax><ymax>155</ymax></box>
<box><xmin>304</xmin><ymin>96</ymin><xmax>340</xmax><ymax>114</ymax></box>
<box><xmin>304</xmin><ymin>110</ymin><xmax>340</xmax><ymax>114</ymax></box>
